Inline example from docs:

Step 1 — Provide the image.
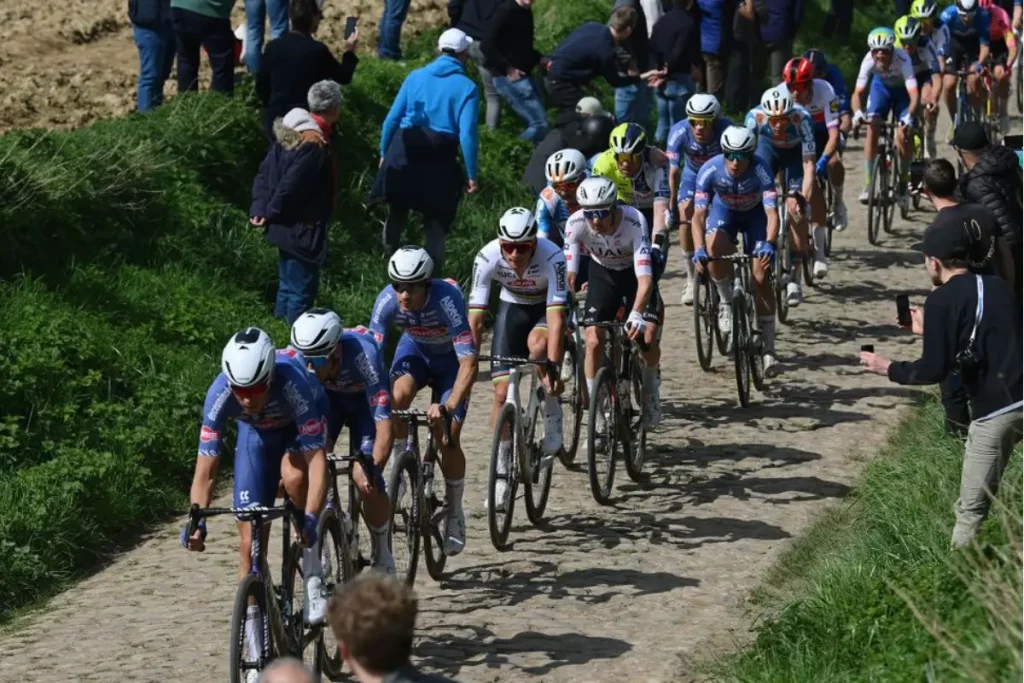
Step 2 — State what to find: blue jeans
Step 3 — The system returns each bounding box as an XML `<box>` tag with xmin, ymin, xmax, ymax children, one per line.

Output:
<box><xmin>245</xmin><ymin>0</ymin><xmax>289</xmax><ymax>74</ymax></box>
<box><xmin>655</xmin><ymin>76</ymin><xmax>695</xmax><ymax>145</ymax></box>
<box><xmin>133</xmin><ymin>23</ymin><xmax>175</xmax><ymax>112</ymax></box>
<box><xmin>492</xmin><ymin>74</ymin><xmax>549</xmax><ymax>144</ymax></box>
<box><xmin>275</xmin><ymin>251</ymin><xmax>321</xmax><ymax>325</ymax></box>
<box><xmin>614</xmin><ymin>82</ymin><xmax>653</xmax><ymax>128</ymax></box>
<box><xmin>378</xmin><ymin>0</ymin><xmax>411</xmax><ymax>59</ymax></box>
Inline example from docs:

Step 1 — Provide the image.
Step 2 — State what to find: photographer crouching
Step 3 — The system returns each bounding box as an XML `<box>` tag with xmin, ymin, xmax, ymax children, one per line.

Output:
<box><xmin>859</xmin><ymin>216</ymin><xmax>1022</xmax><ymax>549</ymax></box>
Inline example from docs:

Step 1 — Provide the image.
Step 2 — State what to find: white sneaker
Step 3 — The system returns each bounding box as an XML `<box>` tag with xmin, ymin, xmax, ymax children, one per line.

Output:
<box><xmin>763</xmin><ymin>354</ymin><xmax>780</xmax><ymax>378</ymax></box>
<box><xmin>542</xmin><ymin>411</ymin><xmax>564</xmax><ymax>455</ymax></box>
<box><xmin>813</xmin><ymin>254</ymin><xmax>828</xmax><ymax>279</ymax></box>
<box><xmin>443</xmin><ymin>509</ymin><xmax>466</xmax><ymax>557</ymax></box>
<box><xmin>858</xmin><ymin>188</ymin><xmax>869</xmax><ymax>205</ymax></box>
<box><xmin>680</xmin><ymin>279</ymin><xmax>695</xmax><ymax>306</ymax></box>
<box><xmin>560</xmin><ymin>353</ymin><xmax>574</xmax><ymax>382</ymax></box>
<box><xmin>304</xmin><ymin>575</ymin><xmax>329</xmax><ymax>625</ymax></box>
<box><xmin>717</xmin><ymin>305</ymin><xmax>733</xmax><ymax>336</ymax></box>
<box><xmin>834</xmin><ymin>200</ymin><xmax>848</xmax><ymax>232</ymax></box>
<box><xmin>786</xmin><ymin>281</ymin><xmax>803</xmax><ymax>306</ymax></box>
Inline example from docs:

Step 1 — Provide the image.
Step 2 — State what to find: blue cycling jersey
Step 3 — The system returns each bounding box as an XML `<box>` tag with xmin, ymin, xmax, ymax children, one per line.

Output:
<box><xmin>745</xmin><ymin>105</ymin><xmax>816</xmax><ymax>157</ymax></box>
<box><xmin>694</xmin><ymin>154</ymin><xmax>778</xmax><ymax>213</ymax></box>
<box><xmin>536</xmin><ymin>185</ymin><xmax>580</xmax><ymax>242</ymax></box>
<box><xmin>369</xmin><ymin>278</ymin><xmax>476</xmax><ymax>359</ymax></box>
<box><xmin>665</xmin><ymin>117</ymin><xmax>734</xmax><ymax>172</ymax></box>
<box><xmin>198</xmin><ymin>351</ymin><xmax>327</xmax><ymax>457</ymax></box>
<box><xmin>938</xmin><ymin>5</ymin><xmax>992</xmax><ymax>44</ymax></box>
<box><xmin>823</xmin><ymin>64</ymin><xmax>851</xmax><ymax>114</ymax></box>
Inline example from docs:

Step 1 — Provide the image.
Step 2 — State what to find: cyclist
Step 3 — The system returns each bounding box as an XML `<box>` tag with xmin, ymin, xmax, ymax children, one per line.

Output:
<box><xmin>937</xmin><ymin>0</ymin><xmax>992</xmax><ymax>134</ymax></box>
<box><xmin>851</xmin><ymin>27</ymin><xmax>919</xmax><ymax>211</ymax></box>
<box><xmin>369</xmin><ymin>247</ymin><xmax>477</xmax><ymax>557</ymax></box>
<box><xmin>183</xmin><ymin>328</ymin><xmax>331</xmax><ymax>632</ymax></box>
<box><xmin>691</xmin><ymin>126</ymin><xmax>782</xmax><ymax>377</ymax></box>
<box><xmin>979</xmin><ymin>0</ymin><xmax>1019</xmax><ymax>133</ymax></box>
<box><xmin>745</xmin><ymin>85</ymin><xmax>815</xmax><ymax>306</ymax></box>
<box><xmin>468</xmin><ymin>208</ymin><xmax>569</xmax><ymax>507</ymax></box>
<box><xmin>804</xmin><ymin>49</ymin><xmax>853</xmax><ymax>135</ymax></box>
<box><xmin>564</xmin><ymin>175</ymin><xmax>664</xmax><ymax>428</ymax></box>
<box><xmin>782</xmin><ymin>56</ymin><xmax>841</xmax><ymax>278</ymax></box>
<box><xmin>537</xmin><ymin>149</ymin><xmax>591</xmax><ymax>290</ymax></box>
<box><xmin>896</xmin><ymin>15</ymin><xmax>944</xmax><ymax>159</ymax></box>
<box><xmin>288</xmin><ymin>309</ymin><xmax>396</xmax><ymax>574</ymax></box>
<box><xmin>665</xmin><ymin>93</ymin><xmax>733</xmax><ymax>306</ymax></box>
<box><xmin>589</xmin><ymin>122</ymin><xmax>672</xmax><ymax>235</ymax></box>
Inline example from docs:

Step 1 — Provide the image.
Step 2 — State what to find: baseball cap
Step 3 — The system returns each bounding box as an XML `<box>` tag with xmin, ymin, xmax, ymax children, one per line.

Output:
<box><xmin>952</xmin><ymin>121</ymin><xmax>988</xmax><ymax>151</ymax></box>
<box><xmin>911</xmin><ymin>209</ymin><xmax>988</xmax><ymax>260</ymax></box>
<box><xmin>576</xmin><ymin>96</ymin><xmax>607</xmax><ymax>117</ymax></box>
<box><xmin>438</xmin><ymin>28</ymin><xmax>473</xmax><ymax>53</ymax></box>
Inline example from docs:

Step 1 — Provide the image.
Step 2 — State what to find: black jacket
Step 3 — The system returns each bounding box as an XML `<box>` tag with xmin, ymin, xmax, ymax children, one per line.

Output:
<box><xmin>649</xmin><ymin>7</ymin><xmax>702</xmax><ymax>76</ymax></box>
<box><xmin>956</xmin><ymin>146</ymin><xmax>1022</xmax><ymax>248</ymax></box>
<box><xmin>250</xmin><ymin>119</ymin><xmax>334</xmax><ymax>265</ymax></box>
<box><xmin>128</xmin><ymin>0</ymin><xmax>171</xmax><ymax>29</ymax></box>
<box><xmin>448</xmin><ymin>0</ymin><xmax>501</xmax><ymax>38</ymax></box>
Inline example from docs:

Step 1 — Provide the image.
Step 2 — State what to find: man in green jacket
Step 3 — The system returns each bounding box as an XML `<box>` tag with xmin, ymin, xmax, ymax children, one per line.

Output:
<box><xmin>171</xmin><ymin>0</ymin><xmax>238</xmax><ymax>94</ymax></box>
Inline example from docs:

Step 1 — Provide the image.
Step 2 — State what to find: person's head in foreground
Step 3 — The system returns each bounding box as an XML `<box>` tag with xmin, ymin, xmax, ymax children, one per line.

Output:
<box><xmin>259</xmin><ymin>656</ymin><xmax>313</xmax><ymax>683</ymax></box>
<box><xmin>328</xmin><ymin>572</ymin><xmax>418</xmax><ymax>681</ymax></box>
<box><xmin>952</xmin><ymin>121</ymin><xmax>989</xmax><ymax>172</ymax></box>
<box><xmin>912</xmin><ymin>216</ymin><xmax>978</xmax><ymax>286</ymax></box>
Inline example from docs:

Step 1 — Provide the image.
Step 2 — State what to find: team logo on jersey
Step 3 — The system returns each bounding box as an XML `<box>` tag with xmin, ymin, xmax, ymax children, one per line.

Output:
<box><xmin>554</xmin><ymin>261</ymin><xmax>567</xmax><ymax>291</ymax></box>
<box><xmin>284</xmin><ymin>380</ymin><xmax>309</xmax><ymax>415</ymax></box>
<box><xmin>354</xmin><ymin>352</ymin><xmax>379</xmax><ymax>387</ymax></box>
<box><xmin>440</xmin><ymin>295</ymin><xmax>464</xmax><ymax>328</ymax></box>
<box><xmin>830</xmin><ymin>100</ymin><xmax>839</xmax><ymax>113</ymax></box>
<box><xmin>299</xmin><ymin>418</ymin><xmax>323</xmax><ymax>437</ymax></box>
<box><xmin>407</xmin><ymin>326</ymin><xmax>449</xmax><ymax>338</ymax></box>
<box><xmin>453</xmin><ymin>330</ymin><xmax>473</xmax><ymax>347</ymax></box>
<box><xmin>371</xmin><ymin>391</ymin><xmax>390</xmax><ymax>408</ymax></box>
<box><xmin>200</xmin><ymin>426</ymin><xmax>219</xmax><ymax>443</ymax></box>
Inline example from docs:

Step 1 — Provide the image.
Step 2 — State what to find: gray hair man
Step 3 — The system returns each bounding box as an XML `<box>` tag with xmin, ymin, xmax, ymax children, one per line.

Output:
<box><xmin>258</xmin><ymin>657</ymin><xmax>313</xmax><ymax>683</ymax></box>
<box><xmin>307</xmin><ymin>79</ymin><xmax>344</xmax><ymax>127</ymax></box>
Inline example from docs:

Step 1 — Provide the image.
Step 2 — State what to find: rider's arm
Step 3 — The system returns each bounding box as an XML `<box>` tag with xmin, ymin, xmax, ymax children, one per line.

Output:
<box><xmin>822</xmin><ymin>87</ymin><xmax>840</xmax><ymax>157</ymax></box>
<box><xmin>652</xmin><ymin>165</ymin><xmax>671</xmax><ymax>236</ymax></box>
<box><xmin>360</xmin><ymin>340</ymin><xmax>395</xmax><ymax>469</ymax></box>
<box><xmin>535</xmin><ymin>191</ymin><xmax>555</xmax><ymax>240</ymax></box>
<box><xmin>799</xmin><ymin>116</ymin><xmax>816</xmax><ymax>199</ymax></box>
<box><xmin>190</xmin><ymin>380</ymin><xmax>235</xmax><ymax>508</ymax></box>
<box><xmin>631</xmin><ymin>212</ymin><xmax>655</xmax><ymax>313</ymax></box>
<box><xmin>691</xmin><ymin>165</ymin><xmax>714</xmax><ymax>252</ymax></box>
<box><xmin>851</xmin><ymin>53</ymin><xmax>874</xmax><ymax>116</ymax></box>
<box><xmin>563</xmin><ymin>213</ymin><xmax>583</xmax><ymax>291</ymax></box>
<box><xmin>545</xmin><ymin>248</ymin><xmax>569</xmax><ymax>364</ymax></box>
<box><xmin>467</xmin><ymin>246</ymin><xmax>495</xmax><ymax>350</ymax></box>
<box><xmin>758</xmin><ymin>160</ymin><xmax>780</xmax><ymax>244</ymax></box>
<box><xmin>665</xmin><ymin>127</ymin><xmax>685</xmax><ymax>210</ymax></box>
<box><xmin>368</xmin><ymin>287</ymin><xmax>396</xmax><ymax>347</ymax></box>
<box><xmin>444</xmin><ymin>291</ymin><xmax>479</xmax><ymax>412</ymax></box>
<box><xmin>286</xmin><ymin>367</ymin><xmax>330</xmax><ymax>518</ymax></box>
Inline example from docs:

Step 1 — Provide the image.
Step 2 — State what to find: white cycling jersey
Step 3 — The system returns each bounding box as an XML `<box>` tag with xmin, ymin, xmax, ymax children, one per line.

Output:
<box><xmin>803</xmin><ymin>78</ymin><xmax>840</xmax><ymax>129</ymax></box>
<box><xmin>468</xmin><ymin>238</ymin><xmax>569</xmax><ymax>309</ymax></box>
<box><xmin>564</xmin><ymin>205</ymin><xmax>653</xmax><ymax>277</ymax></box>
<box><xmin>855</xmin><ymin>48</ymin><xmax>919</xmax><ymax>89</ymax></box>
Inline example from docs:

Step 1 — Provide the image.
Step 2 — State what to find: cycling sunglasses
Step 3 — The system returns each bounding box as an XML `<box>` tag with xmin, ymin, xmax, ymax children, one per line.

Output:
<box><xmin>307</xmin><ymin>354</ymin><xmax>332</xmax><ymax>369</ymax></box>
<box><xmin>724</xmin><ymin>151</ymin><xmax>752</xmax><ymax>162</ymax></box>
<box><xmin>500</xmin><ymin>241</ymin><xmax>535</xmax><ymax>254</ymax></box>
<box><xmin>688</xmin><ymin>115</ymin><xmax>715</xmax><ymax>126</ymax></box>
<box><xmin>614</xmin><ymin>152</ymin><xmax>641</xmax><ymax>164</ymax></box>
<box><xmin>583</xmin><ymin>208</ymin><xmax>613</xmax><ymax>221</ymax></box>
<box><xmin>552</xmin><ymin>180</ymin><xmax>580</xmax><ymax>194</ymax></box>
<box><xmin>768</xmin><ymin>114</ymin><xmax>791</xmax><ymax>126</ymax></box>
<box><xmin>231</xmin><ymin>382</ymin><xmax>270</xmax><ymax>398</ymax></box>
<box><xmin>392</xmin><ymin>281</ymin><xmax>427</xmax><ymax>293</ymax></box>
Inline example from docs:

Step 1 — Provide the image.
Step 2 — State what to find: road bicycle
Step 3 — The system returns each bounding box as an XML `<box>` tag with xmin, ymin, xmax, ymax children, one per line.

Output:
<box><xmin>908</xmin><ymin>117</ymin><xmax>928</xmax><ymax>214</ymax></box>
<box><xmin>816</xmin><ymin>172</ymin><xmax>835</xmax><ymax>258</ymax></box>
<box><xmin>953</xmin><ymin>67</ymin><xmax>981</xmax><ymax>176</ymax></box>
<box><xmin>864</xmin><ymin>115</ymin><xmax>899</xmax><ymax>245</ymax></box>
<box><xmin>773</xmin><ymin>190</ymin><xmax>808</xmax><ymax>324</ymax></box>
<box><xmin>185</xmin><ymin>500</ymin><xmax>320</xmax><ymax>683</ymax></box>
<box><xmin>586</xmin><ymin>316</ymin><xmax>650</xmax><ymax>505</ymax></box>
<box><xmin>479</xmin><ymin>354</ymin><xmax>558</xmax><ymax>549</ymax></box>
<box><xmin>388</xmin><ymin>406</ymin><xmax>454</xmax><ymax>583</ymax></box>
<box><xmin>692</xmin><ymin>267</ymin><xmax>730</xmax><ymax>372</ymax></box>
<box><xmin>557</xmin><ymin>298</ymin><xmax>586</xmax><ymax>469</ymax></box>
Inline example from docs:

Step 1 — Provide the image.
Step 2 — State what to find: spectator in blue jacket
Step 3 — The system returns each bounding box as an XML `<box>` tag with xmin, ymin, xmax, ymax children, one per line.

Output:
<box><xmin>369</xmin><ymin>29</ymin><xmax>481</xmax><ymax>275</ymax></box>
<box><xmin>250</xmin><ymin>81</ymin><xmax>342</xmax><ymax>324</ymax></box>
<box><xmin>697</xmin><ymin>0</ymin><xmax>731</xmax><ymax>102</ymax></box>
<box><xmin>129</xmin><ymin>0</ymin><xmax>176</xmax><ymax>112</ymax></box>
<box><xmin>756</xmin><ymin>0</ymin><xmax>804</xmax><ymax>82</ymax></box>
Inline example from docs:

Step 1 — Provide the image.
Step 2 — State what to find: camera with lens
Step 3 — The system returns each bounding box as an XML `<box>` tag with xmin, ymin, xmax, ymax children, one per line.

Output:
<box><xmin>955</xmin><ymin>342</ymin><xmax>982</xmax><ymax>381</ymax></box>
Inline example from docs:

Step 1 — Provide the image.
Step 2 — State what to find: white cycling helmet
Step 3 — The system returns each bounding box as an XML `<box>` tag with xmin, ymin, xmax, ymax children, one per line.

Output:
<box><xmin>388</xmin><ymin>246</ymin><xmax>434</xmax><ymax>283</ymax></box>
<box><xmin>685</xmin><ymin>93</ymin><xmax>721</xmax><ymax>119</ymax></box>
<box><xmin>497</xmin><ymin>207</ymin><xmax>538</xmax><ymax>242</ymax></box>
<box><xmin>760</xmin><ymin>86</ymin><xmax>793</xmax><ymax>117</ymax></box>
<box><xmin>720</xmin><ymin>125</ymin><xmax>758</xmax><ymax>154</ymax></box>
<box><xmin>222</xmin><ymin>328</ymin><xmax>276</xmax><ymax>388</ymax></box>
<box><xmin>291</xmin><ymin>308</ymin><xmax>343</xmax><ymax>357</ymax></box>
<box><xmin>867</xmin><ymin>27</ymin><xmax>897</xmax><ymax>50</ymax></box>
<box><xmin>575</xmin><ymin>176</ymin><xmax>619</xmax><ymax>209</ymax></box>
<box><xmin>545</xmin><ymin>149</ymin><xmax>587</xmax><ymax>184</ymax></box>
<box><xmin>955</xmin><ymin>0</ymin><xmax>978</xmax><ymax>13</ymax></box>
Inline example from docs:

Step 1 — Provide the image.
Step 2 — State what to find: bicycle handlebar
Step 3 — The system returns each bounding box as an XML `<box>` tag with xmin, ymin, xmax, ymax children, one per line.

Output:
<box><xmin>392</xmin><ymin>407</ymin><xmax>454</xmax><ymax>448</ymax></box>
<box><xmin>185</xmin><ymin>500</ymin><xmax>303</xmax><ymax>540</ymax></box>
<box><xmin>588</xmin><ymin>321</ymin><xmax>651</xmax><ymax>352</ymax></box>
<box><xmin>478</xmin><ymin>355</ymin><xmax>559</xmax><ymax>383</ymax></box>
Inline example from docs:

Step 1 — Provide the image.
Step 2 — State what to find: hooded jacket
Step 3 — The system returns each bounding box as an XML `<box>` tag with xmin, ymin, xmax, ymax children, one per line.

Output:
<box><xmin>379</xmin><ymin>54</ymin><xmax>481</xmax><ymax>180</ymax></box>
<box><xmin>956</xmin><ymin>145</ymin><xmax>1022</xmax><ymax>249</ymax></box>
<box><xmin>250</xmin><ymin>110</ymin><xmax>334</xmax><ymax>265</ymax></box>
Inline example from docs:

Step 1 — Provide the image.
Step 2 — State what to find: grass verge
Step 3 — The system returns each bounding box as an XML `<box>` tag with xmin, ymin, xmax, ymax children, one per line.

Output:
<box><xmin>718</xmin><ymin>398</ymin><xmax>1022</xmax><ymax>682</ymax></box>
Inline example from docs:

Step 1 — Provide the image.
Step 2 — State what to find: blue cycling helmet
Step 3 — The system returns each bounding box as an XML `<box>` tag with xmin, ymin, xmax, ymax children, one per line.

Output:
<box><xmin>804</xmin><ymin>49</ymin><xmax>828</xmax><ymax>78</ymax></box>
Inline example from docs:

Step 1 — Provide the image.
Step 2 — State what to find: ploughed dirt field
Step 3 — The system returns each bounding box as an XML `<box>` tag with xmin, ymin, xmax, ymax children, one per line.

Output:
<box><xmin>0</xmin><ymin>0</ymin><xmax>448</xmax><ymax>131</ymax></box>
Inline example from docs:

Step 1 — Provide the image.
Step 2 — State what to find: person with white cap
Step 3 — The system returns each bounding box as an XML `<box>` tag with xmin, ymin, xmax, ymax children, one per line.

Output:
<box><xmin>369</xmin><ymin>28</ymin><xmax>481</xmax><ymax>275</ymax></box>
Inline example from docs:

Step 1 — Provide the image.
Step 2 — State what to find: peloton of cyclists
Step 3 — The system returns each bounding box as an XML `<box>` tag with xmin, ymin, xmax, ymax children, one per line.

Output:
<box><xmin>895</xmin><ymin>14</ymin><xmax>944</xmax><ymax>160</ymax></box>
<box><xmin>936</xmin><ymin>0</ymin><xmax>992</xmax><ymax>136</ymax></box>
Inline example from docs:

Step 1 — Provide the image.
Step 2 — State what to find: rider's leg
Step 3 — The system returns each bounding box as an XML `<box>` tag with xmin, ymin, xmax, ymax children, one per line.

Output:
<box><xmin>994</xmin><ymin>65</ymin><xmax>1010</xmax><ymax>130</ymax></box>
<box><xmin>528</xmin><ymin>325</ymin><xmax>564</xmax><ymax>453</ymax></box>
<box><xmin>706</xmin><ymin>216</ymin><xmax>738</xmax><ymax>333</ymax></box>
<box><xmin>942</xmin><ymin>72</ymin><xmax>958</xmax><ymax>129</ymax></box>
<box><xmin>437</xmin><ymin>415</ymin><xmax>467</xmax><ymax>555</ymax></box>
<box><xmin>679</xmin><ymin>195</ymin><xmax>697</xmax><ymax>304</ymax></box>
<box><xmin>389</xmin><ymin>374</ymin><xmax>417</xmax><ymax>464</ymax></box>
<box><xmin>584</xmin><ymin>326</ymin><xmax>606</xmax><ymax>394</ymax></box>
<box><xmin>828</xmin><ymin>152</ymin><xmax>847</xmax><ymax>230</ymax></box>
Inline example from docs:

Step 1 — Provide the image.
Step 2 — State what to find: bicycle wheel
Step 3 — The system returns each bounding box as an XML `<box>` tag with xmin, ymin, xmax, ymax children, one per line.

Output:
<box><xmin>748</xmin><ymin>292</ymin><xmax>766</xmax><ymax>392</ymax></box>
<box><xmin>622</xmin><ymin>354</ymin><xmax>647</xmax><ymax>483</ymax></box>
<box><xmin>866</xmin><ymin>158</ymin><xmax>882</xmax><ymax>246</ymax></box>
<box><xmin>775</xmin><ymin>226</ymin><xmax>791</xmax><ymax>324</ymax></box>
<box><xmin>524</xmin><ymin>399</ymin><xmax>554</xmax><ymax>524</ymax></box>
<box><xmin>558</xmin><ymin>337</ymin><xmax>583</xmax><ymax>468</ymax></box>
<box><xmin>488</xmin><ymin>403</ymin><xmax>519</xmax><ymax>550</ymax></box>
<box><xmin>732</xmin><ymin>294</ymin><xmax>751</xmax><ymax>408</ymax></box>
<box><xmin>801</xmin><ymin>249</ymin><xmax>814</xmax><ymax>287</ymax></box>
<box><xmin>316</xmin><ymin>507</ymin><xmax>353</xmax><ymax>679</ymax></box>
<box><xmin>586</xmin><ymin>366</ymin><xmax>618</xmax><ymax>505</ymax></box>
<box><xmin>229</xmin><ymin>572</ymin><xmax>273</xmax><ymax>683</ymax></box>
<box><xmin>693</xmin><ymin>271</ymin><xmax>715</xmax><ymax>371</ymax></box>
<box><xmin>823</xmin><ymin>179</ymin><xmax>834</xmax><ymax>258</ymax></box>
<box><xmin>882</xmin><ymin>150</ymin><xmax>896</xmax><ymax>234</ymax></box>
<box><xmin>387</xmin><ymin>450</ymin><xmax>420</xmax><ymax>586</ymax></box>
<box><xmin>422</xmin><ymin>455</ymin><xmax>447</xmax><ymax>580</ymax></box>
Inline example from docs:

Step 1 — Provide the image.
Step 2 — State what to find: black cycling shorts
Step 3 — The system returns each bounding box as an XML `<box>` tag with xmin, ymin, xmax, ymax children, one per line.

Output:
<box><xmin>812</xmin><ymin>128</ymin><xmax>845</xmax><ymax>159</ymax></box>
<box><xmin>581</xmin><ymin>261</ymin><xmax>663</xmax><ymax>326</ymax></box>
<box><xmin>945</xmin><ymin>35</ymin><xmax>982</xmax><ymax>72</ymax></box>
<box><xmin>990</xmin><ymin>39</ymin><xmax>1009</xmax><ymax>65</ymax></box>
<box><xmin>489</xmin><ymin>300</ymin><xmax>548</xmax><ymax>380</ymax></box>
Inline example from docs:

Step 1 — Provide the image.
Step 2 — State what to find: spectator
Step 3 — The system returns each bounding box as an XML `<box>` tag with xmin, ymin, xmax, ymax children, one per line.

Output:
<box><xmin>696</xmin><ymin>0</ymin><xmax>731</xmax><ymax>102</ymax></box>
<box><xmin>130</xmin><ymin>0</ymin><xmax>176</xmax><ymax>112</ymax></box>
<box><xmin>543</xmin><ymin>7</ymin><xmax>641</xmax><ymax>114</ymax></box>
<box><xmin>370</xmin><ymin>29</ymin><xmax>481</xmax><ymax>275</ymax></box>
<box><xmin>648</xmin><ymin>0</ymin><xmax>703</xmax><ymax>144</ymax></box>
<box><xmin>379</xmin><ymin>0</ymin><xmax>411</xmax><ymax>60</ymax></box>
<box><xmin>250</xmin><ymin>81</ymin><xmax>342</xmax><ymax>324</ymax></box>
<box><xmin>244</xmin><ymin>0</ymin><xmax>289</xmax><ymax>75</ymax></box>
<box><xmin>822</xmin><ymin>0</ymin><xmax>852</xmax><ymax>38</ymax></box>
<box><xmin>170</xmin><ymin>0</ymin><xmax>237</xmax><ymax>95</ymax></box>
<box><xmin>754</xmin><ymin>0</ymin><xmax>804</xmax><ymax>84</ymax></box>
<box><xmin>860</xmin><ymin>220</ymin><xmax>1022</xmax><ymax>550</ymax></box>
<box><xmin>521</xmin><ymin>97</ymin><xmax>615</xmax><ymax>194</ymax></box>
<box><xmin>481</xmin><ymin>0</ymin><xmax>548</xmax><ymax>144</ymax></box>
<box><xmin>924</xmin><ymin>159</ymin><xmax>1007</xmax><ymax>435</ymax></box>
<box><xmin>449</xmin><ymin>0</ymin><xmax>503</xmax><ymax>130</ymax></box>
<box><xmin>328</xmin><ymin>573</ymin><xmax>459</xmax><ymax>682</ymax></box>
<box><xmin>953</xmin><ymin>122</ymin><xmax>1023</xmax><ymax>303</ymax></box>
<box><xmin>726</xmin><ymin>0</ymin><xmax>769</xmax><ymax>112</ymax></box>
<box><xmin>259</xmin><ymin>657</ymin><xmax>313</xmax><ymax>683</ymax></box>
<box><xmin>613</xmin><ymin>0</ymin><xmax>659</xmax><ymax>125</ymax></box>
<box><xmin>256</xmin><ymin>0</ymin><xmax>359</xmax><ymax>140</ymax></box>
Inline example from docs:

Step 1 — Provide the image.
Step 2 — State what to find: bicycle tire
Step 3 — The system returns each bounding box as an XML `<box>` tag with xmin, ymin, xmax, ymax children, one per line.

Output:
<box><xmin>523</xmin><ymin>399</ymin><xmax>553</xmax><ymax>524</ymax></box>
<box><xmin>622</xmin><ymin>354</ymin><xmax>647</xmax><ymax>483</ymax></box>
<box><xmin>732</xmin><ymin>293</ymin><xmax>751</xmax><ymax>408</ymax></box>
<box><xmin>488</xmin><ymin>402</ymin><xmax>519</xmax><ymax>550</ymax></box>
<box><xmin>587</xmin><ymin>366</ymin><xmax>617</xmax><ymax>505</ymax></box>
<box><xmin>866</xmin><ymin>158</ymin><xmax>881</xmax><ymax>246</ymax></box>
<box><xmin>823</xmin><ymin>179</ymin><xmax>834</xmax><ymax>258</ymax></box>
<box><xmin>558</xmin><ymin>337</ymin><xmax>583</xmax><ymax>468</ymax></box>
<box><xmin>386</xmin><ymin>451</ymin><xmax>420</xmax><ymax>586</ymax></box>
<box><xmin>421</xmin><ymin>451</ymin><xmax>447</xmax><ymax>581</ymax></box>
<box><xmin>887</xmin><ymin>143</ymin><xmax>900</xmax><ymax>230</ymax></box>
<box><xmin>315</xmin><ymin>507</ymin><xmax>352</xmax><ymax>680</ymax></box>
<box><xmin>229</xmin><ymin>572</ymin><xmax>272</xmax><ymax>683</ymax></box>
<box><xmin>801</xmin><ymin>250</ymin><xmax>814</xmax><ymax>288</ymax></box>
<box><xmin>748</xmin><ymin>292</ymin><xmax>766</xmax><ymax>392</ymax></box>
<box><xmin>775</xmin><ymin>226</ymin><xmax>791</xmax><ymax>324</ymax></box>
<box><xmin>694</xmin><ymin>271</ymin><xmax>715</xmax><ymax>371</ymax></box>
<box><xmin>882</xmin><ymin>149</ymin><xmax>895</xmax><ymax>234</ymax></box>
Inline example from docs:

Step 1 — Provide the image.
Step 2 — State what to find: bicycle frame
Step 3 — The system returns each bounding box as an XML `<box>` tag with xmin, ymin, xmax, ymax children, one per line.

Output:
<box><xmin>480</xmin><ymin>355</ymin><xmax>556</xmax><ymax>481</ymax></box>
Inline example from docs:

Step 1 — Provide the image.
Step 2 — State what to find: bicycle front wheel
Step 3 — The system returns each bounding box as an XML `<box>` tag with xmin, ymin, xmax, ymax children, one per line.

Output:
<box><xmin>732</xmin><ymin>295</ymin><xmax>752</xmax><ymax>407</ymax></box>
<box><xmin>524</xmin><ymin>400</ymin><xmax>554</xmax><ymax>525</ymax></box>
<box><xmin>587</xmin><ymin>366</ymin><xmax>618</xmax><ymax>505</ymax></box>
<box><xmin>775</xmin><ymin>227</ymin><xmax>791</xmax><ymax>324</ymax></box>
<box><xmin>387</xmin><ymin>450</ymin><xmax>420</xmax><ymax>586</ymax></box>
<box><xmin>316</xmin><ymin>506</ymin><xmax>353</xmax><ymax>679</ymax></box>
<box><xmin>488</xmin><ymin>402</ymin><xmax>519</xmax><ymax>550</ymax></box>
<box><xmin>622</xmin><ymin>355</ymin><xmax>647</xmax><ymax>483</ymax></box>
<box><xmin>559</xmin><ymin>336</ymin><xmax>584</xmax><ymax>468</ymax></box>
<box><xmin>866</xmin><ymin>158</ymin><xmax>882</xmax><ymax>246</ymax></box>
<box><xmin>229</xmin><ymin>573</ymin><xmax>272</xmax><ymax>683</ymax></box>
<box><xmin>693</xmin><ymin>271</ymin><xmax>715</xmax><ymax>371</ymax></box>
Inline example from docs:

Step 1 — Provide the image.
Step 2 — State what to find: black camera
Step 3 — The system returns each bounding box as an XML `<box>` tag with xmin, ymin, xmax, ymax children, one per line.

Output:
<box><xmin>955</xmin><ymin>343</ymin><xmax>982</xmax><ymax>381</ymax></box>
